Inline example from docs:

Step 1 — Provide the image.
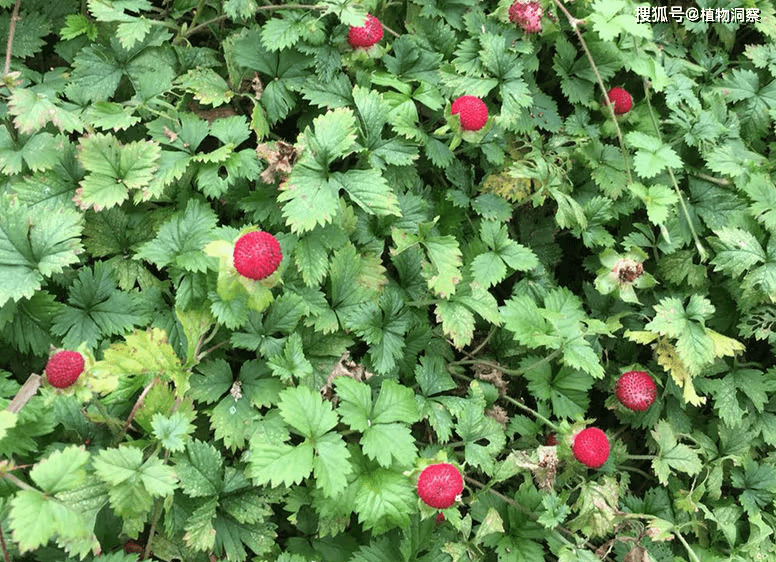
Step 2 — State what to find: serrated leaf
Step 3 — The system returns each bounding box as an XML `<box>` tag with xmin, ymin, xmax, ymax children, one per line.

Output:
<box><xmin>0</xmin><ymin>196</ymin><xmax>83</xmax><ymax>306</ymax></box>
<box><xmin>175</xmin><ymin>439</ymin><xmax>224</xmax><ymax>497</ymax></box>
<box><xmin>278</xmin><ymin>385</ymin><xmax>339</xmax><ymax>438</ymax></box>
<box><xmin>334</xmin><ymin>169</ymin><xmax>401</xmax><ymax>217</ymax></box>
<box><xmin>175</xmin><ymin>68</ymin><xmax>233</xmax><ymax>106</ymax></box>
<box><xmin>354</xmin><ymin>468</ymin><xmax>415</xmax><ymax>533</ymax></box>
<box><xmin>312</xmin><ymin>431</ymin><xmax>351</xmax><ymax>497</ymax></box>
<box><xmin>30</xmin><ymin>447</ymin><xmax>90</xmax><ymax>495</ymax></box>
<box><xmin>423</xmin><ymin>235</ymin><xmax>462</xmax><ymax>298</ymax></box>
<box><xmin>135</xmin><ymin>199</ymin><xmax>218</xmax><ymax>272</ymax></box>
<box><xmin>75</xmin><ymin>133</ymin><xmax>161</xmax><ymax>211</ymax></box>
<box><xmin>435</xmin><ymin>300</ymin><xmax>475</xmax><ymax>349</ymax></box>
<box><xmin>247</xmin><ymin>431</ymin><xmax>314</xmax><ymax>487</ymax></box>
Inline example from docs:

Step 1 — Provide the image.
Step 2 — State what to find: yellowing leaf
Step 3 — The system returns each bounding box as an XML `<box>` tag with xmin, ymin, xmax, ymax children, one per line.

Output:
<box><xmin>655</xmin><ymin>337</ymin><xmax>706</xmax><ymax>406</ymax></box>
<box><xmin>707</xmin><ymin>329</ymin><xmax>746</xmax><ymax>358</ymax></box>
<box><xmin>624</xmin><ymin>330</ymin><xmax>658</xmax><ymax>345</ymax></box>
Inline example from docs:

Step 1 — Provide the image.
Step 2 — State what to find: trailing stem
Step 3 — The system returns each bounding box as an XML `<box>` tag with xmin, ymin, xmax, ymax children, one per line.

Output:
<box><xmin>552</xmin><ymin>0</ymin><xmax>633</xmax><ymax>186</ymax></box>
<box><xmin>3</xmin><ymin>0</ymin><xmax>21</xmax><ymax>77</ymax></box>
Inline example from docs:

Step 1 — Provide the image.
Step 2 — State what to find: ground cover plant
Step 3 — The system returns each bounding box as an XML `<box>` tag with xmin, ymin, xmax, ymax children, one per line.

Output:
<box><xmin>1</xmin><ymin>0</ymin><xmax>776</xmax><ymax>560</ymax></box>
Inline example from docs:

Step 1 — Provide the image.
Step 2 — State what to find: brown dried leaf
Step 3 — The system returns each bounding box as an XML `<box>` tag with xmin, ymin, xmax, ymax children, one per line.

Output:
<box><xmin>321</xmin><ymin>352</ymin><xmax>375</xmax><ymax>403</ymax></box>
<box><xmin>485</xmin><ymin>405</ymin><xmax>508</xmax><ymax>429</ymax></box>
<box><xmin>473</xmin><ymin>363</ymin><xmax>508</xmax><ymax>395</ymax></box>
<box><xmin>624</xmin><ymin>545</ymin><xmax>650</xmax><ymax>562</ymax></box>
<box><xmin>257</xmin><ymin>140</ymin><xmax>298</xmax><ymax>184</ymax></box>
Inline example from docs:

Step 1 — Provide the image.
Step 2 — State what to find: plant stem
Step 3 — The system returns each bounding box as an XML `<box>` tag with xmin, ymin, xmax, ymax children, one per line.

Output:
<box><xmin>123</xmin><ymin>376</ymin><xmax>160</xmax><ymax>435</ymax></box>
<box><xmin>502</xmin><ymin>394</ymin><xmax>558</xmax><ymax>431</ymax></box>
<box><xmin>0</xmin><ymin>521</ymin><xmax>9</xmax><ymax>562</ymax></box>
<box><xmin>3</xmin><ymin>0</ymin><xmax>21</xmax><ymax>77</ymax></box>
<box><xmin>552</xmin><ymin>0</ymin><xmax>632</xmax><ymax>185</ymax></box>
<box><xmin>2</xmin><ymin>472</ymin><xmax>36</xmax><ymax>492</ymax></box>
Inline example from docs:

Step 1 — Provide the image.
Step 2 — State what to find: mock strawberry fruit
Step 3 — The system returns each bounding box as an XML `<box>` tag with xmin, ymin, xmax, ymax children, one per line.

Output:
<box><xmin>451</xmin><ymin>96</ymin><xmax>488</xmax><ymax>131</ymax></box>
<box><xmin>508</xmin><ymin>0</ymin><xmax>544</xmax><ymax>33</ymax></box>
<box><xmin>347</xmin><ymin>14</ymin><xmax>383</xmax><ymax>48</ymax></box>
<box><xmin>572</xmin><ymin>427</ymin><xmax>610</xmax><ymax>469</ymax></box>
<box><xmin>45</xmin><ymin>350</ymin><xmax>85</xmax><ymax>389</ymax></box>
<box><xmin>604</xmin><ymin>87</ymin><xmax>633</xmax><ymax>115</ymax></box>
<box><xmin>616</xmin><ymin>370</ymin><xmax>657</xmax><ymax>411</ymax></box>
<box><xmin>417</xmin><ymin>463</ymin><xmax>464</xmax><ymax>509</ymax></box>
<box><xmin>233</xmin><ymin>231</ymin><xmax>283</xmax><ymax>281</ymax></box>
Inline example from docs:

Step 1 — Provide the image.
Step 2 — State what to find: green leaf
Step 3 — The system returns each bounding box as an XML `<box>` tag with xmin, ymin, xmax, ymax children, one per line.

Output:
<box><xmin>51</xmin><ymin>261</ymin><xmax>145</xmax><ymax>349</ymax></box>
<box><xmin>435</xmin><ymin>299</ymin><xmax>475</xmax><ymax>349</ymax></box>
<box><xmin>423</xmin><ymin>235</ymin><xmax>463</xmax><ymax>298</ymax></box>
<box><xmin>414</xmin><ymin>354</ymin><xmax>456</xmax><ymax>397</ymax></box>
<box><xmin>152</xmin><ymin>411</ymin><xmax>195</xmax><ymax>452</ymax></box>
<box><xmin>0</xmin><ymin>196</ymin><xmax>83</xmax><ymax>307</ymax></box>
<box><xmin>333</xmin><ymin>169</ymin><xmax>401</xmax><ymax>217</ymax></box>
<box><xmin>247</xmin><ymin>430</ymin><xmax>314</xmax><ymax>487</ymax></box>
<box><xmin>626</xmin><ymin>132</ymin><xmax>683</xmax><ymax>179</ymax></box>
<box><xmin>267</xmin><ymin>332</ymin><xmax>314</xmax><ymax>382</ymax></box>
<box><xmin>135</xmin><ymin>199</ymin><xmax>218</xmax><ymax>273</ymax></box>
<box><xmin>650</xmin><ymin>420</ymin><xmax>702</xmax><ymax>485</ymax></box>
<box><xmin>354</xmin><ymin>467</ymin><xmax>415</xmax><ymax>533</ymax></box>
<box><xmin>175</xmin><ymin>439</ymin><xmax>224</xmax><ymax>497</ymax></box>
<box><xmin>189</xmin><ymin>359</ymin><xmax>233</xmax><ymax>404</ymax></box>
<box><xmin>373</xmin><ymin>379</ymin><xmax>420</xmax><ymax>425</ymax></box>
<box><xmin>30</xmin><ymin>446</ymin><xmax>90</xmax><ymax>494</ymax></box>
<box><xmin>278</xmin><ymin>385</ymin><xmax>339</xmax><ymax>438</ymax></box>
<box><xmin>362</xmin><ymin>423</ymin><xmax>417</xmax><ymax>468</ymax></box>
<box><xmin>175</xmin><ymin>68</ymin><xmax>233</xmax><ymax>106</ymax></box>
<box><xmin>731</xmin><ymin>460</ymin><xmax>776</xmax><ymax>514</ymax></box>
<box><xmin>710</xmin><ymin>227</ymin><xmax>766</xmax><ymax>277</ymax></box>
<box><xmin>184</xmin><ymin>497</ymin><xmax>218</xmax><ymax>551</ymax></box>
<box><xmin>312</xmin><ymin>431</ymin><xmax>352</xmax><ymax>497</ymax></box>
<box><xmin>91</xmin><ymin>327</ymin><xmax>185</xmax><ymax>396</ymax></box>
<box><xmin>8</xmin><ymin>89</ymin><xmax>83</xmax><ymax>134</ymax></box>
<box><xmin>75</xmin><ymin>133</ymin><xmax>162</xmax><ymax>211</ymax></box>
<box><xmin>278</xmin><ymin>167</ymin><xmax>340</xmax><ymax>233</ymax></box>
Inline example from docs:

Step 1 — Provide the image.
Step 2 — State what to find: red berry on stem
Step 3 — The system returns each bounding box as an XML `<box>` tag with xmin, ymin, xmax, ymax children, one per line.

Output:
<box><xmin>508</xmin><ymin>0</ymin><xmax>544</xmax><ymax>33</ymax></box>
<box><xmin>604</xmin><ymin>87</ymin><xmax>633</xmax><ymax>115</ymax></box>
<box><xmin>616</xmin><ymin>370</ymin><xmax>657</xmax><ymax>411</ymax></box>
<box><xmin>45</xmin><ymin>350</ymin><xmax>85</xmax><ymax>389</ymax></box>
<box><xmin>417</xmin><ymin>463</ymin><xmax>464</xmax><ymax>509</ymax></box>
<box><xmin>451</xmin><ymin>96</ymin><xmax>488</xmax><ymax>131</ymax></box>
<box><xmin>347</xmin><ymin>14</ymin><xmax>384</xmax><ymax>48</ymax></box>
<box><xmin>572</xmin><ymin>427</ymin><xmax>610</xmax><ymax>469</ymax></box>
<box><xmin>233</xmin><ymin>231</ymin><xmax>283</xmax><ymax>281</ymax></box>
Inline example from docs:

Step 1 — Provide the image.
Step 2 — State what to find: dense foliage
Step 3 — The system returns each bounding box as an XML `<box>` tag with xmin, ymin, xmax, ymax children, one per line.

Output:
<box><xmin>2</xmin><ymin>0</ymin><xmax>776</xmax><ymax>560</ymax></box>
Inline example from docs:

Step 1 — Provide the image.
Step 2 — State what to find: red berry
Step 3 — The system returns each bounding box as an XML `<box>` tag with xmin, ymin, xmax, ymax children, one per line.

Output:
<box><xmin>451</xmin><ymin>96</ymin><xmax>488</xmax><ymax>131</ymax></box>
<box><xmin>233</xmin><ymin>231</ymin><xmax>283</xmax><ymax>281</ymax></box>
<box><xmin>616</xmin><ymin>370</ymin><xmax>657</xmax><ymax>412</ymax></box>
<box><xmin>45</xmin><ymin>350</ymin><xmax>85</xmax><ymax>389</ymax></box>
<box><xmin>604</xmin><ymin>87</ymin><xmax>633</xmax><ymax>115</ymax></box>
<box><xmin>572</xmin><ymin>427</ymin><xmax>610</xmax><ymax>469</ymax></box>
<box><xmin>508</xmin><ymin>0</ymin><xmax>544</xmax><ymax>33</ymax></box>
<box><xmin>347</xmin><ymin>14</ymin><xmax>383</xmax><ymax>48</ymax></box>
<box><xmin>417</xmin><ymin>463</ymin><xmax>464</xmax><ymax>509</ymax></box>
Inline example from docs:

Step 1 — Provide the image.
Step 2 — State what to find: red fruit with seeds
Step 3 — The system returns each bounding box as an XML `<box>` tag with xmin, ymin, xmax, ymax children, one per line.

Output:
<box><xmin>347</xmin><ymin>14</ymin><xmax>384</xmax><ymax>48</ymax></box>
<box><xmin>417</xmin><ymin>463</ymin><xmax>464</xmax><ymax>509</ymax></box>
<box><xmin>508</xmin><ymin>0</ymin><xmax>544</xmax><ymax>33</ymax></box>
<box><xmin>604</xmin><ymin>87</ymin><xmax>633</xmax><ymax>115</ymax></box>
<box><xmin>572</xmin><ymin>427</ymin><xmax>610</xmax><ymax>469</ymax></box>
<box><xmin>233</xmin><ymin>231</ymin><xmax>283</xmax><ymax>281</ymax></box>
<box><xmin>616</xmin><ymin>370</ymin><xmax>657</xmax><ymax>412</ymax></box>
<box><xmin>45</xmin><ymin>350</ymin><xmax>85</xmax><ymax>389</ymax></box>
<box><xmin>451</xmin><ymin>96</ymin><xmax>488</xmax><ymax>131</ymax></box>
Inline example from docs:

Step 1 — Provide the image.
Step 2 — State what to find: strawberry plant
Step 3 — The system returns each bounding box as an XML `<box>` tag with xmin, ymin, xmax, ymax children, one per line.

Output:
<box><xmin>2</xmin><ymin>0</ymin><xmax>776</xmax><ymax>560</ymax></box>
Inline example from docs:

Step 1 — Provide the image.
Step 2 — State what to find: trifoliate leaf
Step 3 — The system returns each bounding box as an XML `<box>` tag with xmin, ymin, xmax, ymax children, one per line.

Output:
<box><xmin>51</xmin><ymin>261</ymin><xmax>145</xmax><ymax>350</ymax></box>
<box><xmin>135</xmin><ymin>199</ymin><xmax>218</xmax><ymax>272</ymax></box>
<box><xmin>650</xmin><ymin>420</ymin><xmax>702</xmax><ymax>485</ymax></box>
<box><xmin>0</xmin><ymin>196</ymin><xmax>82</xmax><ymax>306</ymax></box>
<box><xmin>75</xmin><ymin>133</ymin><xmax>161</xmax><ymax>211</ymax></box>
